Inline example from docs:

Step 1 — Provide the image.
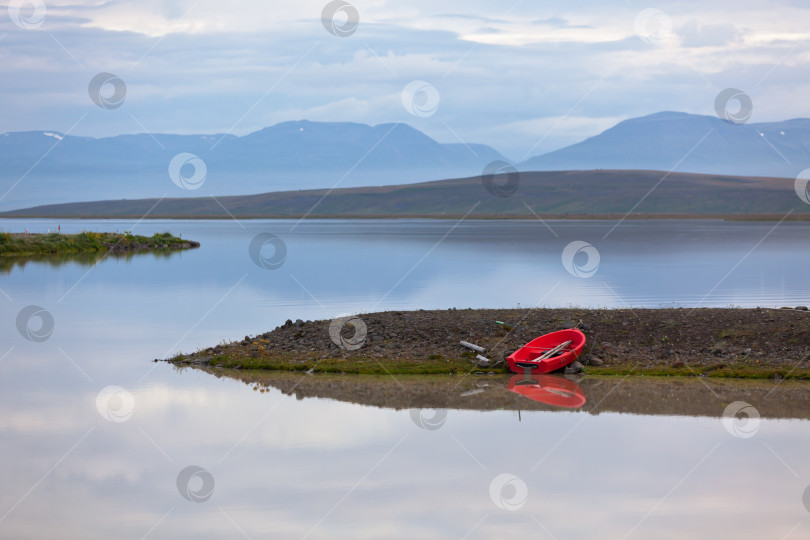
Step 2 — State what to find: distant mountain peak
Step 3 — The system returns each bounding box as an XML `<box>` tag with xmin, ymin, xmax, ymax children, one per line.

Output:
<box><xmin>633</xmin><ymin>111</ymin><xmax>696</xmax><ymax>120</ymax></box>
<box><xmin>0</xmin><ymin>119</ymin><xmax>506</xmax><ymax>210</ymax></box>
<box><xmin>2</xmin><ymin>113</ymin><xmax>809</xmax><ymax>212</ymax></box>
<box><xmin>521</xmin><ymin>112</ymin><xmax>810</xmax><ymax>178</ymax></box>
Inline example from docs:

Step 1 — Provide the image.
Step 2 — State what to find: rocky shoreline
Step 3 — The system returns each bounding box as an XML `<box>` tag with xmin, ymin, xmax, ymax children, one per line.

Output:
<box><xmin>166</xmin><ymin>307</ymin><xmax>810</xmax><ymax>379</ymax></box>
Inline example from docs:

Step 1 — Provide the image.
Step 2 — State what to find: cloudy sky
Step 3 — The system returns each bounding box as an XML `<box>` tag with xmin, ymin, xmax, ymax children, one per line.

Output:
<box><xmin>1</xmin><ymin>0</ymin><xmax>808</xmax><ymax>160</ymax></box>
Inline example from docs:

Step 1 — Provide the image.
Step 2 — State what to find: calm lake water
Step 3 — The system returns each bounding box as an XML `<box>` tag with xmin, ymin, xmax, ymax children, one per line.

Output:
<box><xmin>1</xmin><ymin>218</ymin><xmax>809</xmax><ymax>539</ymax></box>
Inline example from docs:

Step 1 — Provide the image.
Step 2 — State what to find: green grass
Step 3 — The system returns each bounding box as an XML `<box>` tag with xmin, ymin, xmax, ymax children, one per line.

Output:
<box><xmin>171</xmin><ymin>351</ymin><xmax>810</xmax><ymax>380</ymax></box>
<box><xmin>586</xmin><ymin>364</ymin><xmax>810</xmax><ymax>380</ymax></box>
<box><xmin>202</xmin><ymin>354</ymin><xmax>484</xmax><ymax>375</ymax></box>
<box><xmin>0</xmin><ymin>231</ymin><xmax>193</xmax><ymax>256</ymax></box>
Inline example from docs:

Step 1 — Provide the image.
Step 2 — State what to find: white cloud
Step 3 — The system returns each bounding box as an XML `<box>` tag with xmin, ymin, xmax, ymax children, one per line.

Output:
<box><xmin>0</xmin><ymin>0</ymin><xmax>808</xmax><ymax>158</ymax></box>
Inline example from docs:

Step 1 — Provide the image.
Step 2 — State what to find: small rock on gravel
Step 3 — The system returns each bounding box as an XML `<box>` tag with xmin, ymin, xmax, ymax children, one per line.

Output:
<box><xmin>564</xmin><ymin>360</ymin><xmax>584</xmax><ymax>374</ymax></box>
<box><xmin>583</xmin><ymin>355</ymin><xmax>603</xmax><ymax>366</ymax></box>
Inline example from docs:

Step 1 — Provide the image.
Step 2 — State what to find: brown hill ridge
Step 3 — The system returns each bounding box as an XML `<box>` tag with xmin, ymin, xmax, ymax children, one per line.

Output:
<box><xmin>3</xmin><ymin>170</ymin><xmax>809</xmax><ymax>219</ymax></box>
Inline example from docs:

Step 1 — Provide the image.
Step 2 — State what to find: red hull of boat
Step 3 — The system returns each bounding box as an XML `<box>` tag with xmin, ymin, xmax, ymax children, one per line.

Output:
<box><xmin>507</xmin><ymin>329</ymin><xmax>586</xmax><ymax>374</ymax></box>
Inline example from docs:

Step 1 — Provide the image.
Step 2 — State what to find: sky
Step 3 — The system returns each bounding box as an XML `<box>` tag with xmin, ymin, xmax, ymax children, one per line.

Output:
<box><xmin>1</xmin><ymin>0</ymin><xmax>809</xmax><ymax>160</ymax></box>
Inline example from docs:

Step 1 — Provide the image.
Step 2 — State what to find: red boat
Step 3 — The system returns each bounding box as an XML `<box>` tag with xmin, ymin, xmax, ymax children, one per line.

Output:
<box><xmin>508</xmin><ymin>374</ymin><xmax>587</xmax><ymax>409</ymax></box>
<box><xmin>507</xmin><ymin>328</ymin><xmax>586</xmax><ymax>374</ymax></box>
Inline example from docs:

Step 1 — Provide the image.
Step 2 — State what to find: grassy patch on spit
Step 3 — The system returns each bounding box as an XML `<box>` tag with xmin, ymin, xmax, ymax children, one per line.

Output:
<box><xmin>586</xmin><ymin>364</ymin><xmax>810</xmax><ymax>380</ymax></box>
<box><xmin>0</xmin><ymin>231</ymin><xmax>197</xmax><ymax>256</ymax></box>
<box><xmin>191</xmin><ymin>354</ymin><xmax>483</xmax><ymax>375</ymax></box>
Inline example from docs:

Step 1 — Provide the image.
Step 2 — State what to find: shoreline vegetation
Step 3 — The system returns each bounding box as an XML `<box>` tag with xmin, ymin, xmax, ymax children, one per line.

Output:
<box><xmin>0</xmin><ymin>231</ymin><xmax>200</xmax><ymax>256</ymax></box>
<box><xmin>165</xmin><ymin>307</ymin><xmax>810</xmax><ymax>380</ymax></box>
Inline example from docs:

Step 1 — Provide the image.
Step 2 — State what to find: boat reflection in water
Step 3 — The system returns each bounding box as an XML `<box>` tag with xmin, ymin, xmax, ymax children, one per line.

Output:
<box><xmin>507</xmin><ymin>374</ymin><xmax>587</xmax><ymax>409</ymax></box>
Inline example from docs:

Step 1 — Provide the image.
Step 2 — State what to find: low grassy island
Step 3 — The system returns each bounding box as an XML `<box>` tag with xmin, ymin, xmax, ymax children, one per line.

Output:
<box><xmin>165</xmin><ymin>307</ymin><xmax>810</xmax><ymax>380</ymax></box>
<box><xmin>0</xmin><ymin>231</ymin><xmax>200</xmax><ymax>256</ymax></box>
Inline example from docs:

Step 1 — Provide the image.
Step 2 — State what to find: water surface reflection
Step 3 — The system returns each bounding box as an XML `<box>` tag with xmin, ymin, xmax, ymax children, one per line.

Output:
<box><xmin>0</xmin><ymin>249</ymin><xmax>183</xmax><ymax>274</ymax></box>
<box><xmin>189</xmin><ymin>367</ymin><xmax>810</xmax><ymax>419</ymax></box>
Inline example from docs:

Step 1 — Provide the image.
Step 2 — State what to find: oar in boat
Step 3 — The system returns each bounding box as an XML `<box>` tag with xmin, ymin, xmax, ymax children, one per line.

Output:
<box><xmin>536</xmin><ymin>340</ymin><xmax>573</xmax><ymax>360</ymax></box>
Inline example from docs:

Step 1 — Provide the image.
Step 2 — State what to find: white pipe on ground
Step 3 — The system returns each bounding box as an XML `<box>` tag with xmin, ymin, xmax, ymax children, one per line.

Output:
<box><xmin>460</xmin><ymin>341</ymin><xmax>485</xmax><ymax>353</ymax></box>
